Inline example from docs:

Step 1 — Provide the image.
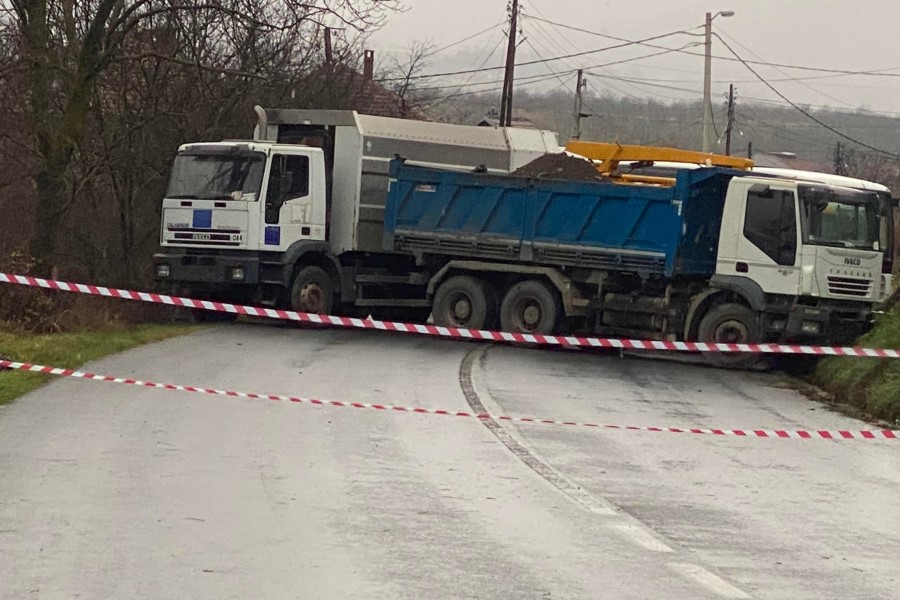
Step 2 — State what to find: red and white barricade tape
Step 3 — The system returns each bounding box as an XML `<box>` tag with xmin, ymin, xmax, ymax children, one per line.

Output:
<box><xmin>1</xmin><ymin>359</ymin><xmax>897</xmax><ymax>440</ymax></box>
<box><xmin>1</xmin><ymin>272</ymin><xmax>898</xmax><ymax>357</ymax></box>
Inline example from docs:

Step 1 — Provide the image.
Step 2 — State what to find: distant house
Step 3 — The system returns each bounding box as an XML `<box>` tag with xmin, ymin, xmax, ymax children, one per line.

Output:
<box><xmin>356</xmin><ymin>51</ymin><xmax>427</xmax><ymax>119</ymax></box>
<box><xmin>347</xmin><ymin>51</ymin><xmax>427</xmax><ymax>120</ymax></box>
<box><xmin>307</xmin><ymin>50</ymin><xmax>427</xmax><ymax>120</ymax></box>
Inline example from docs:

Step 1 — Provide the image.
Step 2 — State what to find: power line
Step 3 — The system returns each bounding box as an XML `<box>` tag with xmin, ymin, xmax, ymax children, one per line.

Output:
<box><xmin>734</xmin><ymin>114</ymin><xmax>834</xmax><ymax>160</ymax></box>
<box><xmin>586</xmin><ymin>74</ymin><xmax>641</xmax><ymax>100</ymax></box>
<box><xmin>521</xmin><ymin>36</ymin><xmax>575</xmax><ymax>92</ymax></box>
<box><xmin>715</xmin><ymin>34</ymin><xmax>900</xmax><ymax>159</ymax></box>
<box><xmin>422</xmin><ymin>22</ymin><xmax>506</xmax><ymax>58</ymax></box>
<box><xmin>580</xmin><ymin>44</ymin><xmax>702</xmax><ymax>72</ymax></box>
<box><xmin>381</xmin><ymin>27</ymin><xmax>700</xmax><ymax>82</ymax></box>
<box><xmin>415</xmin><ymin>35</ymin><xmax>509</xmax><ymax>92</ymax></box>
<box><xmin>737</xmin><ymin>94</ymin><xmax>900</xmax><ymax>119</ymax></box>
<box><xmin>520</xmin><ymin>8</ymin><xmax>583</xmax><ymax>69</ymax></box>
<box><xmin>736</xmin><ymin>111</ymin><xmax>834</xmax><ymax>148</ymax></box>
<box><xmin>714</xmin><ymin>26</ymin><xmax>855</xmax><ymax>110</ymax></box>
<box><xmin>584</xmin><ymin>72</ymin><xmax>699</xmax><ymax>95</ymax></box>
<box><xmin>528</xmin><ymin>15</ymin><xmax>900</xmax><ymax>79</ymax></box>
<box><xmin>419</xmin><ymin>68</ymin><xmax>566</xmax><ymax>93</ymax></box>
<box><xmin>431</xmin><ymin>72</ymin><xmax>573</xmax><ymax>100</ymax></box>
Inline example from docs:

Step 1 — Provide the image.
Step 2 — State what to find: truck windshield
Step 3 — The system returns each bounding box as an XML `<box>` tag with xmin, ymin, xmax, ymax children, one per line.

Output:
<box><xmin>798</xmin><ymin>185</ymin><xmax>880</xmax><ymax>250</ymax></box>
<box><xmin>167</xmin><ymin>152</ymin><xmax>265</xmax><ymax>201</ymax></box>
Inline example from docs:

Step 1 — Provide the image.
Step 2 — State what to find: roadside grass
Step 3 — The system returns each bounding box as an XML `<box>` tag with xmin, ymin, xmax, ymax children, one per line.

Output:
<box><xmin>812</xmin><ymin>307</ymin><xmax>900</xmax><ymax>424</ymax></box>
<box><xmin>0</xmin><ymin>324</ymin><xmax>197</xmax><ymax>406</ymax></box>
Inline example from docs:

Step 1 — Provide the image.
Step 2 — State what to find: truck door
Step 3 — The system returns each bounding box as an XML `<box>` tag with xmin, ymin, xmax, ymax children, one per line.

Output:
<box><xmin>260</xmin><ymin>152</ymin><xmax>325</xmax><ymax>251</ymax></box>
<box><xmin>736</xmin><ymin>184</ymin><xmax>801</xmax><ymax>295</ymax></box>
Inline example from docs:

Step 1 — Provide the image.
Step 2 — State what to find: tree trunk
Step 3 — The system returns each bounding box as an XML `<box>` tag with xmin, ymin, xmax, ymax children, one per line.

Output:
<box><xmin>30</xmin><ymin>158</ymin><xmax>69</xmax><ymax>269</ymax></box>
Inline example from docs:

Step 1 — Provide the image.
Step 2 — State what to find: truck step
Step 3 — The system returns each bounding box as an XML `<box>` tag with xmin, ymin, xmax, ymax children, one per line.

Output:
<box><xmin>353</xmin><ymin>298</ymin><xmax>430</xmax><ymax>308</ymax></box>
<box><xmin>355</xmin><ymin>273</ymin><xmax>429</xmax><ymax>285</ymax></box>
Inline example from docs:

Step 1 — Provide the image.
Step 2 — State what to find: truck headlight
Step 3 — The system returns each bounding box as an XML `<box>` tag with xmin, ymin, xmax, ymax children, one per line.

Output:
<box><xmin>156</xmin><ymin>264</ymin><xmax>170</xmax><ymax>278</ymax></box>
<box><xmin>230</xmin><ymin>267</ymin><xmax>245</xmax><ymax>281</ymax></box>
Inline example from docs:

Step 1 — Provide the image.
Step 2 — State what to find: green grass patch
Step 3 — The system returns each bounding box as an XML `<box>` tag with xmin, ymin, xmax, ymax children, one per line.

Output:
<box><xmin>813</xmin><ymin>308</ymin><xmax>900</xmax><ymax>424</ymax></box>
<box><xmin>0</xmin><ymin>324</ymin><xmax>196</xmax><ymax>406</ymax></box>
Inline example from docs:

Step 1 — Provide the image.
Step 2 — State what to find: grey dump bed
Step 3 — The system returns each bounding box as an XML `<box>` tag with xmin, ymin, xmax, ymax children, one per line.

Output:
<box><xmin>253</xmin><ymin>108</ymin><xmax>559</xmax><ymax>254</ymax></box>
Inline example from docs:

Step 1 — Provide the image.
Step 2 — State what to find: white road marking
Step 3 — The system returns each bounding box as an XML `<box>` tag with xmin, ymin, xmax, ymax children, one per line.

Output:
<box><xmin>668</xmin><ymin>563</ymin><xmax>751</xmax><ymax>599</ymax></box>
<box><xmin>608</xmin><ymin>523</ymin><xmax>674</xmax><ymax>553</ymax></box>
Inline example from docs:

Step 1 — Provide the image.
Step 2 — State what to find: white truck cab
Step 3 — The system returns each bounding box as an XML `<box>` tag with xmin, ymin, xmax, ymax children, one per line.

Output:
<box><xmin>718</xmin><ymin>177</ymin><xmax>885</xmax><ymax>296</ymax></box>
<box><xmin>161</xmin><ymin>142</ymin><xmax>327</xmax><ymax>252</ymax></box>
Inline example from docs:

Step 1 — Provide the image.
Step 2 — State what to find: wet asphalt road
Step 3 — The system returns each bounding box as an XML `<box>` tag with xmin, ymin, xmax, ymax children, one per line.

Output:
<box><xmin>1</xmin><ymin>324</ymin><xmax>898</xmax><ymax>599</ymax></box>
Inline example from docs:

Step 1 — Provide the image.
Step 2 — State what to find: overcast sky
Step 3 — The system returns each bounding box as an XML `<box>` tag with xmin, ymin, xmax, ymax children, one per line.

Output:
<box><xmin>369</xmin><ymin>0</ymin><xmax>900</xmax><ymax>117</ymax></box>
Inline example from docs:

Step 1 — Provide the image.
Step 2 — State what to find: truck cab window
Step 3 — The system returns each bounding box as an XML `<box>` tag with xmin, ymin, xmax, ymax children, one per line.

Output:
<box><xmin>799</xmin><ymin>186</ymin><xmax>880</xmax><ymax>251</ymax></box>
<box><xmin>743</xmin><ymin>187</ymin><xmax>797</xmax><ymax>265</ymax></box>
<box><xmin>265</xmin><ymin>154</ymin><xmax>310</xmax><ymax>224</ymax></box>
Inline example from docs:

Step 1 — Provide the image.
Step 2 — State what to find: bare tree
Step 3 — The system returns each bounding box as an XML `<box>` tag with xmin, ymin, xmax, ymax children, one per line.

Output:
<box><xmin>0</xmin><ymin>0</ymin><xmax>398</xmax><ymax>274</ymax></box>
<box><xmin>378</xmin><ymin>39</ymin><xmax>436</xmax><ymax>118</ymax></box>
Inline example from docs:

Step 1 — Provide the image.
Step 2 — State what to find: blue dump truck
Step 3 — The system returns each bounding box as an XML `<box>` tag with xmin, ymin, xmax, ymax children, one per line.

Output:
<box><xmin>155</xmin><ymin>109</ymin><xmax>892</xmax><ymax>366</ymax></box>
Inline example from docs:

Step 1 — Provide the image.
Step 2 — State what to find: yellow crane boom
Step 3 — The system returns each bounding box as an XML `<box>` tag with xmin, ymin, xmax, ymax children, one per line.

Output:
<box><xmin>564</xmin><ymin>141</ymin><xmax>754</xmax><ymax>186</ymax></box>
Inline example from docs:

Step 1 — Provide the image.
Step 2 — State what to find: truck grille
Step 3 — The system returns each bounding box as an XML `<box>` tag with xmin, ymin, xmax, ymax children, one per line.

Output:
<box><xmin>827</xmin><ymin>276</ymin><xmax>872</xmax><ymax>297</ymax></box>
<box><xmin>166</xmin><ymin>227</ymin><xmax>242</xmax><ymax>247</ymax></box>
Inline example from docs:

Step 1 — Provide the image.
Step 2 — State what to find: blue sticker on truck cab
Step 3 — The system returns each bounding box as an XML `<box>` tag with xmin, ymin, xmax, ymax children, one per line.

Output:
<box><xmin>264</xmin><ymin>226</ymin><xmax>281</xmax><ymax>246</ymax></box>
<box><xmin>192</xmin><ymin>209</ymin><xmax>212</xmax><ymax>229</ymax></box>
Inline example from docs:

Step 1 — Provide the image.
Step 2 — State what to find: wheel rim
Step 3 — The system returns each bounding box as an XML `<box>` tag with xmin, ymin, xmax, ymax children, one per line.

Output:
<box><xmin>514</xmin><ymin>297</ymin><xmax>542</xmax><ymax>332</ymax></box>
<box><xmin>713</xmin><ymin>319</ymin><xmax>751</xmax><ymax>344</ymax></box>
<box><xmin>452</xmin><ymin>295</ymin><xmax>472</xmax><ymax>321</ymax></box>
<box><xmin>299</xmin><ymin>283</ymin><xmax>326</xmax><ymax>313</ymax></box>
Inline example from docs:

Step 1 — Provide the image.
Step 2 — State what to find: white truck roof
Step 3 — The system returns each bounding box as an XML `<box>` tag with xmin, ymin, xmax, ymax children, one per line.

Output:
<box><xmin>606</xmin><ymin>159</ymin><xmax>891</xmax><ymax>194</ymax></box>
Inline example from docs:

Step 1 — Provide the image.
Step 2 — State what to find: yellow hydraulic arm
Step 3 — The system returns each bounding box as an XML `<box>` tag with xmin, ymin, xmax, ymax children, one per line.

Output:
<box><xmin>565</xmin><ymin>141</ymin><xmax>754</xmax><ymax>184</ymax></box>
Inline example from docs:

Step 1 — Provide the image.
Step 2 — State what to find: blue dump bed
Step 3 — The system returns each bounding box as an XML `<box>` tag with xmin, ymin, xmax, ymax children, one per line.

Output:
<box><xmin>384</xmin><ymin>159</ymin><xmax>741</xmax><ymax>278</ymax></box>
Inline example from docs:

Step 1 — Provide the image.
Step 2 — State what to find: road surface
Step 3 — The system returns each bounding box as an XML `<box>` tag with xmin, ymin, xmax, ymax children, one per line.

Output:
<box><xmin>1</xmin><ymin>324</ymin><xmax>898</xmax><ymax>599</ymax></box>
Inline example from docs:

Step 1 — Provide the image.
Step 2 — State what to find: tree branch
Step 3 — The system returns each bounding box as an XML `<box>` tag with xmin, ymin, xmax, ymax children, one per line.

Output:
<box><xmin>115</xmin><ymin>51</ymin><xmax>265</xmax><ymax>79</ymax></box>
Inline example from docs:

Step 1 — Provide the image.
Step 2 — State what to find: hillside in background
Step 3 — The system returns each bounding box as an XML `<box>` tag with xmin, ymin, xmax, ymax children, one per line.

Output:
<box><xmin>426</xmin><ymin>88</ymin><xmax>900</xmax><ymax>191</ymax></box>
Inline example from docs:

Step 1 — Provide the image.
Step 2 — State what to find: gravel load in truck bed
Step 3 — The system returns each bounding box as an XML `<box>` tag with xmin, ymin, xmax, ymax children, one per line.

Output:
<box><xmin>511</xmin><ymin>153</ymin><xmax>601</xmax><ymax>182</ymax></box>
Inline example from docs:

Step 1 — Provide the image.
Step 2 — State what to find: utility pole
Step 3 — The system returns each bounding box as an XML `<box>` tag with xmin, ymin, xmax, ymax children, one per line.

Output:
<box><xmin>701</xmin><ymin>12</ymin><xmax>713</xmax><ymax>152</ymax></box>
<box><xmin>833</xmin><ymin>142</ymin><xmax>847</xmax><ymax>175</ymax></box>
<box><xmin>324</xmin><ymin>27</ymin><xmax>334</xmax><ymax>64</ymax></box>
<box><xmin>573</xmin><ymin>69</ymin><xmax>587</xmax><ymax>140</ymax></box>
<box><xmin>701</xmin><ymin>10</ymin><xmax>735</xmax><ymax>152</ymax></box>
<box><xmin>724</xmin><ymin>84</ymin><xmax>735</xmax><ymax>156</ymax></box>
<box><xmin>499</xmin><ymin>0</ymin><xmax>519</xmax><ymax>127</ymax></box>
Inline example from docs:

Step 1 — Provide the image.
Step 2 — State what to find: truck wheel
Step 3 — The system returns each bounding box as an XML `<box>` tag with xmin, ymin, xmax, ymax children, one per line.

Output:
<box><xmin>291</xmin><ymin>266</ymin><xmax>334</xmax><ymax>314</ymax></box>
<box><xmin>500</xmin><ymin>279</ymin><xmax>560</xmax><ymax>335</ymax></box>
<box><xmin>432</xmin><ymin>275</ymin><xmax>495</xmax><ymax>330</ymax></box>
<box><xmin>697</xmin><ymin>303</ymin><xmax>764</xmax><ymax>369</ymax></box>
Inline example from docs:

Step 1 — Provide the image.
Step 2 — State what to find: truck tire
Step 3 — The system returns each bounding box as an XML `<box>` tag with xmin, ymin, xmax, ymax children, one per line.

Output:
<box><xmin>697</xmin><ymin>303</ymin><xmax>764</xmax><ymax>369</ymax></box>
<box><xmin>432</xmin><ymin>275</ymin><xmax>495</xmax><ymax>330</ymax></box>
<box><xmin>500</xmin><ymin>279</ymin><xmax>560</xmax><ymax>335</ymax></box>
<box><xmin>291</xmin><ymin>265</ymin><xmax>334</xmax><ymax>315</ymax></box>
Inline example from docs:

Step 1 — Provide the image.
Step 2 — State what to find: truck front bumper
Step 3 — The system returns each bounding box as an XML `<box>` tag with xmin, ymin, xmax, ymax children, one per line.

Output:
<box><xmin>766</xmin><ymin>299</ymin><xmax>873</xmax><ymax>345</ymax></box>
<box><xmin>153</xmin><ymin>249</ymin><xmax>260</xmax><ymax>289</ymax></box>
